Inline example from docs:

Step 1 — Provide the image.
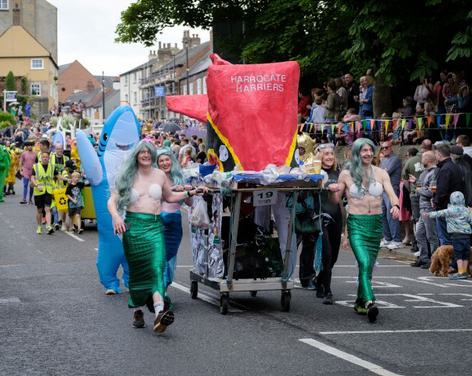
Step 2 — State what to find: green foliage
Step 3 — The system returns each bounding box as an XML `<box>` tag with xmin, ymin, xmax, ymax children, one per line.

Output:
<box><xmin>50</xmin><ymin>114</ymin><xmax>77</xmax><ymax>130</ymax></box>
<box><xmin>5</xmin><ymin>71</ymin><xmax>16</xmax><ymax>91</ymax></box>
<box><xmin>116</xmin><ymin>0</ymin><xmax>472</xmax><ymax>85</ymax></box>
<box><xmin>20</xmin><ymin>77</ymin><xmax>28</xmax><ymax>95</ymax></box>
<box><xmin>0</xmin><ymin>112</ymin><xmax>15</xmax><ymax>128</ymax></box>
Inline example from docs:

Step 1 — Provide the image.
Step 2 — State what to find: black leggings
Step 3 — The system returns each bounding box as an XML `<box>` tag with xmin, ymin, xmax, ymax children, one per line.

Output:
<box><xmin>298</xmin><ymin>215</ymin><xmax>342</xmax><ymax>293</ymax></box>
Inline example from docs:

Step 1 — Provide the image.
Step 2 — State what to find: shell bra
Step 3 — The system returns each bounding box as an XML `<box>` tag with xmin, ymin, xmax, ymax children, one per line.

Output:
<box><xmin>348</xmin><ymin>167</ymin><xmax>383</xmax><ymax>199</ymax></box>
<box><xmin>130</xmin><ymin>184</ymin><xmax>162</xmax><ymax>204</ymax></box>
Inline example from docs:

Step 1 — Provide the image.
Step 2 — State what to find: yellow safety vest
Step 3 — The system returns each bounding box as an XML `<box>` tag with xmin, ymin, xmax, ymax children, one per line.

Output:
<box><xmin>33</xmin><ymin>163</ymin><xmax>55</xmax><ymax>196</ymax></box>
<box><xmin>50</xmin><ymin>153</ymin><xmax>69</xmax><ymax>173</ymax></box>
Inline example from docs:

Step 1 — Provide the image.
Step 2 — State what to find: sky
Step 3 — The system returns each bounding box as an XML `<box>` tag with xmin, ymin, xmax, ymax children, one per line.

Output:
<box><xmin>47</xmin><ymin>0</ymin><xmax>209</xmax><ymax>76</ymax></box>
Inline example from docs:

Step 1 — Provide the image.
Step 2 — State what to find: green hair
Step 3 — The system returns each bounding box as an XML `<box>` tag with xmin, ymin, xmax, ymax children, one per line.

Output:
<box><xmin>343</xmin><ymin>138</ymin><xmax>376</xmax><ymax>191</ymax></box>
<box><xmin>156</xmin><ymin>147</ymin><xmax>185</xmax><ymax>186</ymax></box>
<box><xmin>115</xmin><ymin>140</ymin><xmax>157</xmax><ymax>212</ymax></box>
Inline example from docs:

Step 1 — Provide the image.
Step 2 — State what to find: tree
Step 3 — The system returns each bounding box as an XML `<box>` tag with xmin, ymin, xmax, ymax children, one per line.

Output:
<box><xmin>116</xmin><ymin>0</ymin><xmax>472</xmax><ymax>113</ymax></box>
<box><xmin>5</xmin><ymin>71</ymin><xmax>15</xmax><ymax>91</ymax></box>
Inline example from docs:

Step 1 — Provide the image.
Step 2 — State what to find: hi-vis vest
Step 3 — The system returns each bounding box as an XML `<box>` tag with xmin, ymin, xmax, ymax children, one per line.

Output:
<box><xmin>33</xmin><ymin>163</ymin><xmax>55</xmax><ymax>196</ymax></box>
<box><xmin>50</xmin><ymin>153</ymin><xmax>69</xmax><ymax>172</ymax></box>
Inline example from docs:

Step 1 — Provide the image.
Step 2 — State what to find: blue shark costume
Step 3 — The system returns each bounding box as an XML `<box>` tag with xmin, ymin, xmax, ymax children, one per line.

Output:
<box><xmin>76</xmin><ymin>106</ymin><xmax>141</xmax><ymax>293</ymax></box>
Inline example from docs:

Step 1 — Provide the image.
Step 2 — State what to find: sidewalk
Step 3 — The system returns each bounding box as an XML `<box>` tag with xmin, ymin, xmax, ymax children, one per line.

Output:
<box><xmin>379</xmin><ymin>244</ymin><xmax>416</xmax><ymax>262</ymax></box>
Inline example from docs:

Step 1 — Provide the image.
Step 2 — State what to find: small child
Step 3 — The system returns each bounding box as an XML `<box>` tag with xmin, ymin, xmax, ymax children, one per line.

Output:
<box><xmin>426</xmin><ymin>191</ymin><xmax>472</xmax><ymax>279</ymax></box>
<box><xmin>66</xmin><ymin>171</ymin><xmax>84</xmax><ymax>234</ymax></box>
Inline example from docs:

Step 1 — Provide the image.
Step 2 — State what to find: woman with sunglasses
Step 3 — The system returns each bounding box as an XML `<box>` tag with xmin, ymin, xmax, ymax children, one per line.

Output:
<box><xmin>328</xmin><ymin>138</ymin><xmax>400</xmax><ymax>322</ymax></box>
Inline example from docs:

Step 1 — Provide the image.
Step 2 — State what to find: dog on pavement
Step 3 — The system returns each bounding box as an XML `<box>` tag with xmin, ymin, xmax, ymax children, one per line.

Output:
<box><xmin>429</xmin><ymin>245</ymin><xmax>472</xmax><ymax>277</ymax></box>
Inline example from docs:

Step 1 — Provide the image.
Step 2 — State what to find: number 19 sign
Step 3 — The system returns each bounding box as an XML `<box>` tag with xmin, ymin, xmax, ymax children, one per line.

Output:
<box><xmin>253</xmin><ymin>190</ymin><xmax>278</xmax><ymax>207</ymax></box>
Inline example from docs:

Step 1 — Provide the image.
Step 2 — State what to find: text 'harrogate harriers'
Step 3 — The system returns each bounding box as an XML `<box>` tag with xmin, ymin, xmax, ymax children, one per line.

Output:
<box><xmin>231</xmin><ymin>74</ymin><xmax>287</xmax><ymax>93</ymax></box>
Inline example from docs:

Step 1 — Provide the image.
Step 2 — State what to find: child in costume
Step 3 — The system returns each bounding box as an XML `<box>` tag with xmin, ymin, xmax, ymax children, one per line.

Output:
<box><xmin>0</xmin><ymin>145</ymin><xmax>11</xmax><ymax>202</ymax></box>
<box><xmin>426</xmin><ymin>191</ymin><xmax>472</xmax><ymax>280</ymax></box>
<box><xmin>66</xmin><ymin>171</ymin><xmax>85</xmax><ymax>234</ymax></box>
<box><xmin>5</xmin><ymin>145</ymin><xmax>20</xmax><ymax>195</ymax></box>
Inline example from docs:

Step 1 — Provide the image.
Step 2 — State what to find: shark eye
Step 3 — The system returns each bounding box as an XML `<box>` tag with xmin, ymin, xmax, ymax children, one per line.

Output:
<box><xmin>102</xmin><ymin>133</ymin><xmax>108</xmax><ymax>142</ymax></box>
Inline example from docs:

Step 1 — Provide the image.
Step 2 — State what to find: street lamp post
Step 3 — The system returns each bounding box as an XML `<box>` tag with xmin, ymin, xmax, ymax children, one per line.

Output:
<box><xmin>184</xmin><ymin>41</ymin><xmax>190</xmax><ymax>95</ymax></box>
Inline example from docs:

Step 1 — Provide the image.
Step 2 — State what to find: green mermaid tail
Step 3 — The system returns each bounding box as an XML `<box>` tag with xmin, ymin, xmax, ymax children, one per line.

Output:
<box><xmin>123</xmin><ymin>212</ymin><xmax>166</xmax><ymax>308</ymax></box>
<box><xmin>347</xmin><ymin>214</ymin><xmax>383</xmax><ymax>307</ymax></box>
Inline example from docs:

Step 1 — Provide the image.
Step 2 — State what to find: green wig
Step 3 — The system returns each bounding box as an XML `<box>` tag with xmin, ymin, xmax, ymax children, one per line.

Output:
<box><xmin>343</xmin><ymin>138</ymin><xmax>376</xmax><ymax>192</ymax></box>
<box><xmin>156</xmin><ymin>147</ymin><xmax>185</xmax><ymax>186</ymax></box>
<box><xmin>115</xmin><ymin>140</ymin><xmax>157</xmax><ymax>212</ymax></box>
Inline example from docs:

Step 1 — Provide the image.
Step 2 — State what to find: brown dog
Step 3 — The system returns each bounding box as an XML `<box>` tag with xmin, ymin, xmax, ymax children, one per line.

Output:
<box><xmin>429</xmin><ymin>245</ymin><xmax>472</xmax><ymax>277</ymax></box>
<box><xmin>429</xmin><ymin>245</ymin><xmax>454</xmax><ymax>277</ymax></box>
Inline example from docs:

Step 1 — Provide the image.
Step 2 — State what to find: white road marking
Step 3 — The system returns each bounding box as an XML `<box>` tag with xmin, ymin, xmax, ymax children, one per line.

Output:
<box><xmin>299</xmin><ymin>338</ymin><xmax>402</xmax><ymax>376</ymax></box>
<box><xmin>62</xmin><ymin>230</ymin><xmax>85</xmax><ymax>242</ymax></box>
<box><xmin>319</xmin><ymin>329</ymin><xmax>472</xmax><ymax>335</ymax></box>
<box><xmin>170</xmin><ymin>281</ymin><xmax>244</xmax><ymax>313</ymax></box>
<box><xmin>0</xmin><ymin>297</ymin><xmax>21</xmax><ymax>304</ymax></box>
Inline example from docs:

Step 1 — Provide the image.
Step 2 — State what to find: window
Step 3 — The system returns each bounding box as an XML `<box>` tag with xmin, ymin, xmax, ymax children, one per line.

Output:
<box><xmin>133</xmin><ymin>72</ymin><xmax>137</xmax><ymax>84</ymax></box>
<box><xmin>124</xmin><ymin>93</ymin><xmax>129</xmax><ymax>103</ymax></box>
<box><xmin>31</xmin><ymin>83</ymin><xmax>41</xmax><ymax>96</ymax></box>
<box><xmin>133</xmin><ymin>92</ymin><xmax>137</xmax><ymax>105</ymax></box>
<box><xmin>31</xmin><ymin>58</ymin><xmax>44</xmax><ymax>69</ymax></box>
<box><xmin>197</xmin><ymin>78</ymin><xmax>202</xmax><ymax>94</ymax></box>
<box><xmin>0</xmin><ymin>0</ymin><xmax>9</xmax><ymax>10</ymax></box>
<box><xmin>124</xmin><ymin>75</ymin><xmax>128</xmax><ymax>86</ymax></box>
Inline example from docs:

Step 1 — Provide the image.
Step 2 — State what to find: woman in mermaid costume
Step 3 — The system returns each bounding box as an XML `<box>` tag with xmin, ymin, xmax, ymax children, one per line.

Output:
<box><xmin>156</xmin><ymin>148</ymin><xmax>193</xmax><ymax>308</ymax></box>
<box><xmin>108</xmin><ymin>141</ymin><xmax>202</xmax><ymax>332</ymax></box>
<box><xmin>328</xmin><ymin>138</ymin><xmax>400</xmax><ymax>322</ymax></box>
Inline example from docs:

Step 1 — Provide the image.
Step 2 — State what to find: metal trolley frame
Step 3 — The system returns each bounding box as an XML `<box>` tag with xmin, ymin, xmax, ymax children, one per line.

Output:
<box><xmin>189</xmin><ymin>181</ymin><xmax>321</xmax><ymax>314</ymax></box>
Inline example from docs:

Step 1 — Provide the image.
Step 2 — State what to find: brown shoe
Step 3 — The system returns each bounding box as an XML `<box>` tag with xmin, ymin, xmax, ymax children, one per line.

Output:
<box><xmin>153</xmin><ymin>310</ymin><xmax>174</xmax><ymax>333</ymax></box>
<box><xmin>133</xmin><ymin>310</ymin><xmax>145</xmax><ymax>328</ymax></box>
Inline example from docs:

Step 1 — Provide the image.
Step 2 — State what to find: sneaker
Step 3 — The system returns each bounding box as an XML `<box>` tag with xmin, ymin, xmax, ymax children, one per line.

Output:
<box><xmin>36</xmin><ymin>226</ymin><xmax>42</xmax><ymax>235</ymax></box>
<box><xmin>402</xmin><ymin>237</ymin><xmax>411</xmax><ymax>245</ymax></box>
<box><xmin>367</xmin><ymin>303</ymin><xmax>379</xmax><ymax>323</ymax></box>
<box><xmin>322</xmin><ymin>293</ymin><xmax>334</xmax><ymax>305</ymax></box>
<box><xmin>316</xmin><ymin>286</ymin><xmax>325</xmax><ymax>298</ymax></box>
<box><xmin>387</xmin><ymin>241</ymin><xmax>403</xmax><ymax>250</ymax></box>
<box><xmin>449</xmin><ymin>273</ymin><xmax>469</xmax><ymax>280</ymax></box>
<box><xmin>61</xmin><ymin>225</ymin><xmax>67</xmax><ymax>231</ymax></box>
<box><xmin>153</xmin><ymin>310</ymin><xmax>174</xmax><ymax>333</ymax></box>
<box><xmin>77</xmin><ymin>228</ymin><xmax>84</xmax><ymax>234</ymax></box>
<box><xmin>410</xmin><ymin>260</ymin><xmax>423</xmax><ymax>267</ymax></box>
<box><xmin>132</xmin><ymin>310</ymin><xmax>145</xmax><ymax>328</ymax></box>
<box><xmin>380</xmin><ymin>239</ymin><xmax>391</xmax><ymax>248</ymax></box>
<box><xmin>306</xmin><ymin>279</ymin><xmax>317</xmax><ymax>290</ymax></box>
<box><xmin>20</xmin><ymin>201</ymin><xmax>27</xmax><ymax>204</ymax></box>
<box><xmin>414</xmin><ymin>251</ymin><xmax>421</xmax><ymax>257</ymax></box>
<box><xmin>105</xmin><ymin>289</ymin><xmax>117</xmax><ymax>296</ymax></box>
<box><xmin>46</xmin><ymin>225</ymin><xmax>54</xmax><ymax>235</ymax></box>
<box><xmin>354</xmin><ymin>304</ymin><xmax>368</xmax><ymax>315</ymax></box>
<box><xmin>54</xmin><ymin>223</ymin><xmax>60</xmax><ymax>231</ymax></box>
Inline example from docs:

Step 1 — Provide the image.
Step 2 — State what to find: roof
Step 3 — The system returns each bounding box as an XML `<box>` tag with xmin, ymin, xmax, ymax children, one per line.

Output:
<box><xmin>188</xmin><ymin>50</ymin><xmax>212</xmax><ymax>77</ymax></box>
<box><xmin>120</xmin><ymin>61</ymin><xmax>149</xmax><ymax>76</ymax></box>
<box><xmin>94</xmin><ymin>75</ymin><xmax>119</xmax><ymax>89</ymax></box>
<box><xmin>159</xmin><ymin>41</ymin><xmax>211</xmax><ymax>72</ymax></box>
<box><xmin>58</xmin><ymin>63</ymin><xmax>71</xmax><ymax>74</ymax></box>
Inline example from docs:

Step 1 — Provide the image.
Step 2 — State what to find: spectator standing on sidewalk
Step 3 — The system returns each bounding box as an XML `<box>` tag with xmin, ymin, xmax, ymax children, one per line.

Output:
<box><xmin>410</xmin><ymin>151</ymin><xmax>439</xmax><ymax>268</ymax></box>
<box><xmin>455</xmin><ymin>135</ymin><xmax>472</xmax><ymax>158</ymax></box>
<box><xmin>379</xmin><ymin>140</ymin><xmax>402</xmax><ymax>249</ymax></box>
<box><xmin>432</xmin><ymin>143</ymin><xmax>465</xmax><ymax>245</ymax></box>
<box><xmin>450</xmin><ymin>145</ymin><xmax>472</xmax><ymax>207</ymax></box>
<box><xmin>427</xmin><ymin>191</ymin><xmax>472</xmax><ymax>280</ymax></box>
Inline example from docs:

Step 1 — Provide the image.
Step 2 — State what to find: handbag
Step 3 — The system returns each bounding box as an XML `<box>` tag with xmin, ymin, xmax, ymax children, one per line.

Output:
<box><xmin>294</xmin><ymin>193</ymin><xmax>321</xmax><ymax>235</ymax></box>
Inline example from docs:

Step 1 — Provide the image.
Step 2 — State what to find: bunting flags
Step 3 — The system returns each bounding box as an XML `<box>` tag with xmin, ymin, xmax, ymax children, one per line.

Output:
<box><xmin>300</xmin><ymin>112</ymin><xmax>472</xmax><ymax>135</ymax></box>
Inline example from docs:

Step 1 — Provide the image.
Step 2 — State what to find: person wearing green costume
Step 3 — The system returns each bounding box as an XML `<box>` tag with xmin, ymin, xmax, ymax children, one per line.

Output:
<box><xmin>0</xmin><ymin>144</ymin><xmax>11</xmax><ymax>203</ymax></box>
<box><xmin>108</xmin><ymin>141</ymin><xmax>203</xmax><ymax>333</ymax></box>
<box><xmin>328</xmin><ymin>138</ymin><xmax>400</xmax><ymax>322</ymax></box>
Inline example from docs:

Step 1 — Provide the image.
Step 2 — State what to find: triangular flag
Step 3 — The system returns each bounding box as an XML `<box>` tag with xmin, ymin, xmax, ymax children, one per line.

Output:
<box><xmin>309</xmin><ymin>123</ymin><xmax>314</xmax><ymax>133</ymax></box>
<box><xmin>370</xmin><ymin>119</ymin><xmax>375</xmax><ymax>130</ymax></box>
<box><xmin>436</xmin><ymin>115</ymin><xmax>441</xmax><ymax>126</ymax></box>
<box><xmin>417</xmin><ymin>117</ymin><xmax>423</xmax><ymax>130</ymax></box>
<box><xmin>453</xmin><ymin>114</ymin><xmax>460</xmax><ymax>127</ymax></box>
<box><xmin>384</xmin><ymin>120</ymin><xmax>390</xmax><ymax>133</ymax></box>
<box><xmin>356</xmin><ymin>121</ymin><xmax>362</xmax><ymax>132</ymax></box>
<box><xmin>467</xmin><ymin>113</ymin><xmax>471</xmax><ymax>127</ymax></box>
<box><xmin>401</xmin><ymin>119</ymin><xmax>407</xmax><ymax>129</ymax></box>
<box><xmin>427</xmin><ymin>115</ymin><xmax>432</xmax><ymax>127</ymax></box>
<box><xmin>445</xmin><ymin>114</ymin><xmax>451</xmax><ymax>129</ymax></box>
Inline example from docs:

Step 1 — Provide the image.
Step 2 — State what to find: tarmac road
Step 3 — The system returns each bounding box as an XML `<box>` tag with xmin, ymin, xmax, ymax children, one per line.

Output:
<box><xmin>1</xmin><ymin>188</ymin><xmax>471</xmax><ymax>376</ymax></box>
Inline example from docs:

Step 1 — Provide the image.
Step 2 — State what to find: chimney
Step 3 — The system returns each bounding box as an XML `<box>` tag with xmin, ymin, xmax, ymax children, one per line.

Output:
<box><xmin>159</xmin><ymin>42</ymin><xmax>162</xmax><ymax>49</ymax></box>
<box><xmin>12</xmin><ymin>3</ymin><xmax>20</xmax><ymax>26</ymax></box>
<box><xmin>190</xmin><ymin>33</ymin><xmax>201</xmax><ymax>48</ymax></box>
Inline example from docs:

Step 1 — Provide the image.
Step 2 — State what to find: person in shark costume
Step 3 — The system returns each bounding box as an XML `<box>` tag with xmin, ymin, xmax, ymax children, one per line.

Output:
<box><xmin>76</xmin><ymin>106</ymin><xmax>141</xmax><ymax>294</ymax></box>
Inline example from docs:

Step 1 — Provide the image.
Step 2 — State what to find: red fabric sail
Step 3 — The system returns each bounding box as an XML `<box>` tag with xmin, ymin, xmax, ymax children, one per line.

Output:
<box><xmin>207</xmin><ymin>54</ymin><xmax>300</xmax><ymax>170</ymax></box>
<box><xmin>166</xmin><ymin>94</ymin><xmax>208</xmax><ymax>123</ymax></box>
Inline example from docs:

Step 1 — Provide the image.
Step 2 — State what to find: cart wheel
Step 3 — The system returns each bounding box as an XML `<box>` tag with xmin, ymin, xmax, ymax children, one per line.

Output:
<box><xmin>250</xmin><ymin>290</ymin><xmax>257</xmax><ymax>297</ymax></box>
<box><xmin>220</xmin><ymin>293</ymin><xmax>229</xmax><ymax>315</ymax></box>
<box><xmin>281</xmin><ymin>291</ymin><xmax>291</xmax><ymax>312</ymax></box>
<box><xmin>190</xmin><ymin>281</ymin><xmax>198</xmax><ymax>299</ymax></box>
